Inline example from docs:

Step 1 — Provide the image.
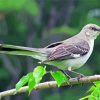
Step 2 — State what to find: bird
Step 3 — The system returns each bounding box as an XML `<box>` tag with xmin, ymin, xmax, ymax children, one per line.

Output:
<box><xmin>0</xmin><ymin>24</ymin><xmax>100</xmax><ymax>72</ymax></box>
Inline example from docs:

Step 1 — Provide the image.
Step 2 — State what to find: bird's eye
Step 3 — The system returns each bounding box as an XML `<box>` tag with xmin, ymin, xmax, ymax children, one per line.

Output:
<box><xmin>91</xmin><ymin>27</ymin><xmax>94</xmax><ymax>30</ymax></box>
<box><xmin>91</xmin><ymin>27</ymin><xmax>97</xmax><ymax>31</ymax></box>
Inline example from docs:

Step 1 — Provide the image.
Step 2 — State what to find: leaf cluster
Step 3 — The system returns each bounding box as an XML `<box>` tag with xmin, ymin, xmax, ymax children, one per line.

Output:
<box><xmin>16</xmin><ymin>66</ymin><xmax>69</xmax><ymax>94</ymax></box>
<box><xmin>80</xmin><ymin>81</ymin><xmax>100</xmax><ymax>100</ymax></box>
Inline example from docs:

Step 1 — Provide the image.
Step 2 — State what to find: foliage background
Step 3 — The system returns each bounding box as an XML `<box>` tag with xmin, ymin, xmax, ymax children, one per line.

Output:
<box><xmin>0</xmin><ymin>0</ymin><xmax>100</xmax><ymax>100</ymax></box>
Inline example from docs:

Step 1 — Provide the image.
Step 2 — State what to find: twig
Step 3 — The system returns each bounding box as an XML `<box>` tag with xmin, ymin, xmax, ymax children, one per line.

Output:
<box><xmin>0</xmin><ymin>75</ymin><xmax>100</xmax><ymax>98</ymax></box>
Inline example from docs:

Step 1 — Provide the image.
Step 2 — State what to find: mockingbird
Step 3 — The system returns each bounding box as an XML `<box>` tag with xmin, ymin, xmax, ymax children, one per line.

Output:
<box><xmin>0</xmin><ymin>24</ymin><xmax>100</xmax><ymax>72</ymax></box>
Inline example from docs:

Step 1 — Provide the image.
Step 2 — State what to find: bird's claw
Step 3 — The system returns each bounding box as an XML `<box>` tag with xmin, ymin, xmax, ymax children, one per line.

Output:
<box><xmin>77</xmin><ymin>74</ymin><xmax>85</xmax><ymax>82</ymax></box>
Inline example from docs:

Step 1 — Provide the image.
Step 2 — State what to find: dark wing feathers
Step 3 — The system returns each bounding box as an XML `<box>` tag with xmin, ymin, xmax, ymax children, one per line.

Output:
<box><xmin>47</xmin><ymin>41</ymin><xmax>90</xmax><ymax>61</ymax></box>
<box><xmin>45</xmin><ymin>42</ymin><xmax>63</xmax><ymax>48</ymax></box>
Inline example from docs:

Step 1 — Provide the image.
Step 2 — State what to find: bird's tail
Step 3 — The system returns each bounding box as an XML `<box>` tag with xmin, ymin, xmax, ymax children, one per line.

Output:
<box><xmin>0</xmin><ymin>44</ymin><xmax>47</xmax><ymax>61</ymax></box>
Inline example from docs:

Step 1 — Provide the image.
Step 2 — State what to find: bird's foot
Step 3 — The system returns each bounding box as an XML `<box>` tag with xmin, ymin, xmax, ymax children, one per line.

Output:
<box><xmin>67</xmin><ymin>70</ymin><xmax>85</xmax><ymax>86</ymax></box>
<box><xmin>77</xmin><ymin>74</ymin><xmax>85</xmax><ymax>82</ymax></box>
<box><xmin>68</xmin><ymin>70</ymin><xmax>85</xmax><ymax>77</ymax></box>
<box><xmin>76</xmin><ymin>74</ymin><xmax>96</xmax><ymax>87</ymax></box>
<box><xmin>62</xmin><ymin>70</ymin><xmax>96</xmax><ymax>87</ymax></box>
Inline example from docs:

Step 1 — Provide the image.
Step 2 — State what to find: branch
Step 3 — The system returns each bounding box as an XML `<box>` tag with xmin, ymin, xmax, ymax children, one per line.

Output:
<box><xmin>0</xmin><ymin>75</ymin><xmax>100</xmax><ymax>98</ymax></box>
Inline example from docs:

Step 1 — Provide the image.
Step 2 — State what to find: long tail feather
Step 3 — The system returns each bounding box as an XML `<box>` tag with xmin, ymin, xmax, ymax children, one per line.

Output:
<box><xmin>0</xmin><ymin>44</ymin><xmax>47</xmax><ymax>61</ymax></box>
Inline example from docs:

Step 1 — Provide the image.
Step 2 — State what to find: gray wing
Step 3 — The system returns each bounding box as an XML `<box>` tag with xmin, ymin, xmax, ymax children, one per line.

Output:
<box><xmin>47</xmin><ymin>40</ymin><xmax>90</xmax><ymax>61</ymax></box>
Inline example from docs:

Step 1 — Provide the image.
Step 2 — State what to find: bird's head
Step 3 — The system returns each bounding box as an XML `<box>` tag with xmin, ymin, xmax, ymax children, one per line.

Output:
<box><xmin>81</xmin><ymin>24</ymin><xmax>100</xmax><ymax>40</ymax></box>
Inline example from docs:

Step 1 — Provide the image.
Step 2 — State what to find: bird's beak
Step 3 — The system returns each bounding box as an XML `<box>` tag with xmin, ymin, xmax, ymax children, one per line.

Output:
<box><xmin>97</xmin><ymin>27</ymin><xmax>100</xmax><ymax>31</ymax></box>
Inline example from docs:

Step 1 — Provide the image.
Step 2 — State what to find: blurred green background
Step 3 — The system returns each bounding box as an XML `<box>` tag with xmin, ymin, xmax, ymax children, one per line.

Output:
<box><xmin>0</xmin><ymin>0</ymin><xmax>100</xmax><ymax>100</ymax></box>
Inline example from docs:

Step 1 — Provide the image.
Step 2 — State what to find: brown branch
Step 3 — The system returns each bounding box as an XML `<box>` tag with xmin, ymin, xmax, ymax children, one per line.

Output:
<box><xmin>0</xmin><ymin>75</ymin><xmax>100</xmax><ymax>98</ymax></box>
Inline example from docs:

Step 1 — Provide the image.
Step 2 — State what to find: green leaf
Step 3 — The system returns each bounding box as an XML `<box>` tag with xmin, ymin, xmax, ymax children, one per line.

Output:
<box><xmin>16</xmin><ymin>66</ymin><xmax>46</xmax><ymax>94</ymax></box>
<box><xmin>79</xmin><ymin>95</ymin><xmax>94</xmax><ymax>100</ymax></box>
<box><xmin>92</xmin><ymin>89</ymin><xmax>99</xmax><ymax>98</ymax></box>
<box><xmin>28</xmin><ymin>75</ymin><xmax>36</xmax><ymax>94</ymax></box>
<box><xmin>28</xmin><ymin>66</ymin><xmax>46</xmax><ymax>93</ymax></box>
<box><xmin>51</xmin><ymin>71</ymin><xmax>69</xmax><ymax>87</ymax></box>
<box><xmin>80</xmin><ymin>81</ymin><xmax>100</xmax><ymax>100</ymax></box>
<box><xmin>16</xmin><ymin>72</ymin><xmax>32</xmax><ymax>92</ymax></box>
<box><xmin>95</xmin><ymin>81</ymin><xmax>100</xmax><ymax>86</ymax></box>
<box><xmin>33</xmin><ymin>66</ymin><xmax>46</xmax><ymax>84</ymax></box>
<box><xmin>88</xmin><ymin>85</ymin><xmax>95</xmax><ymax>93</ymax></box>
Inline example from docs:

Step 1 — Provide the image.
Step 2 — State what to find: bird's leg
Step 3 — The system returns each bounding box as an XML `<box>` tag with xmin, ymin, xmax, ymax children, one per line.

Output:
<box><xmin>68</xmin><ymin>70</ymin><xmax>85</xmax><ymax>77</ymax></box>
<box><xmin>60</xmin><ymin>70</ymin><xmax>73</xmax><ymax>88</ymax></box>
<box><xmin>67</xmin><ymin>70</ymin><xmax>87</xmax><ymax>87</ymax></box>
<box><xmin>60</xmin><ymin>70</ymin><xmax>71</xmax><ymax>79</ymax></box>
<box><xmin>67</xmin><ymin>70</ymin><xmax>85</xmax><ymax>83</ymax></box>
<box><xmin>68</xmin><ymin>70</ymin><xmax>96</xmax><ymax>87</ymax></box>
